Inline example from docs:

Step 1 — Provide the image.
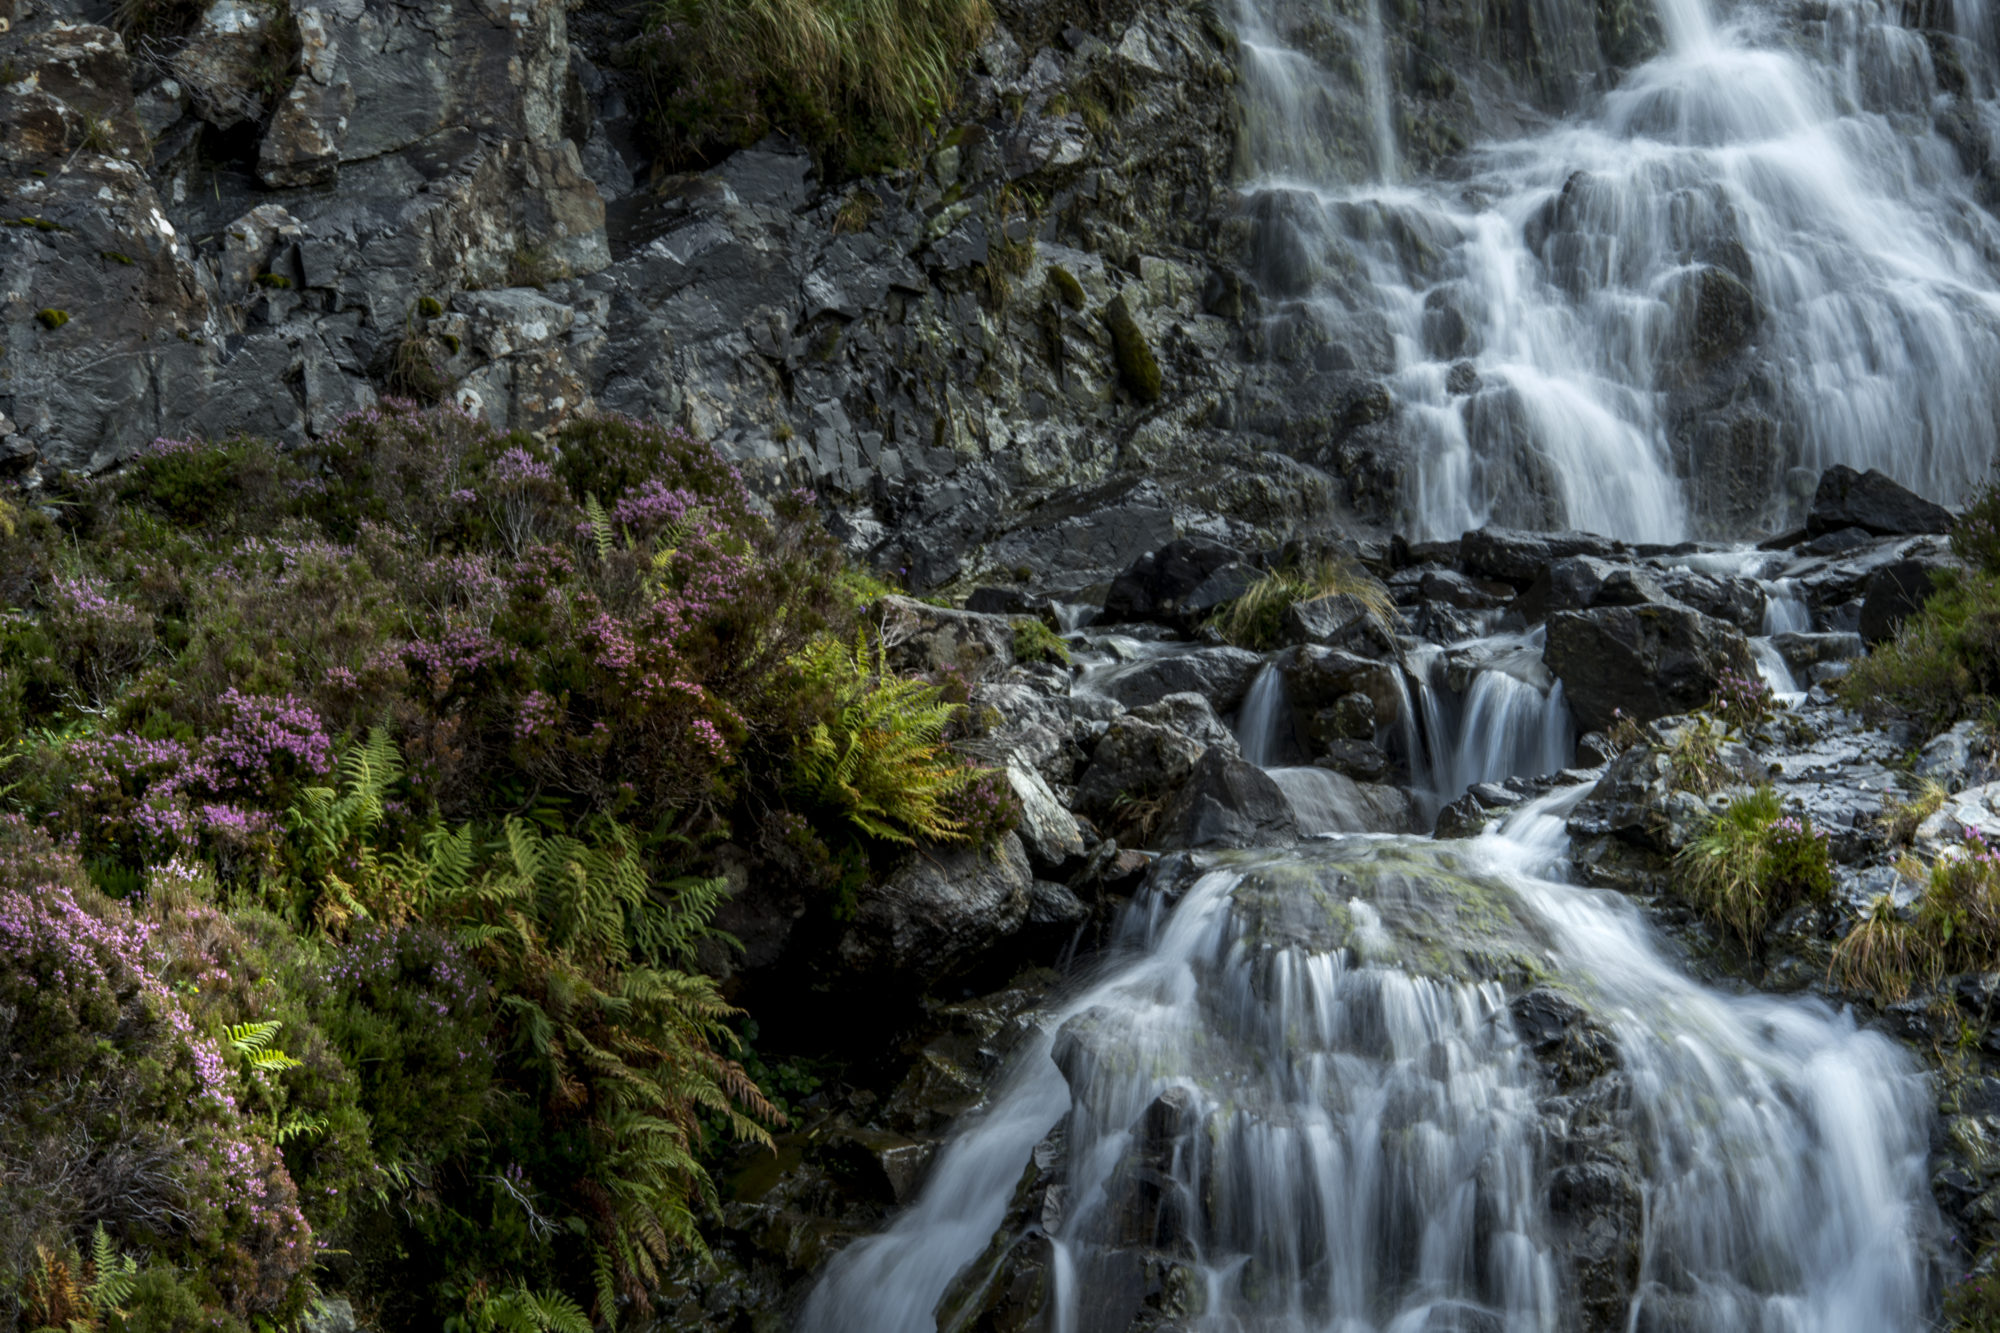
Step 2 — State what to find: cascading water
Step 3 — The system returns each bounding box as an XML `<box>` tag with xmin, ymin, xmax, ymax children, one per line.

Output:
<box><xmin>1240</xmin><ymin>0</ymin><xmax>2000</xmax><ymax>538</ymax></box>
<box><xmin>799</xmin><ymin>793</ymin><xmax>1938</xmax><ymax>1332</ymax></box>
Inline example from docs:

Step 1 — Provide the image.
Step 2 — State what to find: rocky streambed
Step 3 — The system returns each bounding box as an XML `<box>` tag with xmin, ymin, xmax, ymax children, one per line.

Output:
<box><xmin>649</xmin><ymin>462</ymin><xmax>2000</xmax><ymax>1332</ymax></box>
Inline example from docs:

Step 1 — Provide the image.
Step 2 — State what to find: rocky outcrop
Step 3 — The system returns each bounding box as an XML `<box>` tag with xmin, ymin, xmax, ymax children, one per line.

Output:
<box><xmin>1808</xmin><ymin>464</ymin><xmax>1956</xmax><ymax>538</ymax></box>
<box><xmin>1544</xmin><ymin>604</ymin><xmax>1757</xmax><ymax>731</ymax></box>
<box><xmin>1152</xmin><ymin>748</ymin><xmax>1298</xmax><ymax>850</ymax></box>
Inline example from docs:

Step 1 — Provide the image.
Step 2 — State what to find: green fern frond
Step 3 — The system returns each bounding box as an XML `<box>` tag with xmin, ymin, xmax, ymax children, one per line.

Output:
<box><xmin>583</xmin><ymin>492</ymin><xmax>614</xmax><ymax>561</ymax></box>
<box><xmin>225</xmin><ymin>1020</ymin><xmax>283</xmax><ymax>1055</ymax></box>
<box><xmin>85</xmin><ymin>1224</ymin><xmax>137</xmax><ymax>1313</ymax></box>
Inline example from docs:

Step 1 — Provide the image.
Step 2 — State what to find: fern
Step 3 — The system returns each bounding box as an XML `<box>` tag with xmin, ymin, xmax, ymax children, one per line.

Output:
<box><xmin>225</xmin><ymin>1020</ymin><xmax>303</xmax><ymax>1071</ymax></box>
<box><xmin>85</xmin><ymin>1225</ymin><xmax>137</xmax><ymax>1315</ymax></box>
<box><xmin>583</xmin><ymin>492</ymin><xmax>614</xmax><ymax>561</ymax></box>
<box><xmin>788</xmin><ymin>631</ymin><xmax>980</xmax><ymax>845</ymax></box>
<box><xmin>441</xmin><ymin>817</ymin><xmax>780</xmax><ymax>1310</ymax></box>
<box><xmin>477</xmin><ymin>1287</ymin><xmax>594</xmax><ymax>1333</ymax></box>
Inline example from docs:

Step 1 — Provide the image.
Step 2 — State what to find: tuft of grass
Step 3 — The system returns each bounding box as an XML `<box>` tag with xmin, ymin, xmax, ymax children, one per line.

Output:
<box><xmin>832</xmin><ymin>189</ymin><xmax>880</xmax><ymax>234</ymax></box>
<box><xmin>1011</xmin><ymin>617</ymin><xmax>1070</xmax><ymax>666</ymax></box>
<box><xmin>1830</xmin><ymin>894</ymin><xmax>1930</xmax><ymax>1002</ymax></box>
<box><xmin>1673</xmin><ymin>785</ymin><xmax>1833</xmax><ymax>952</ymax></box>
<box><xmin>1211</xmin><ymin>556</ymin><xmax>1393</xmax><ymax>651</ymax></box>
<box><xmin>384</xmin><ymin>330</ymin><xmax>448</xmax><ymax>402</ymax></box>
<box><xmin>646</xmin><ymin>0</ymin><xmax>991</xmax><ymax>175</ymax></box>
<box><xmin>1880</xmin><ymin>777</ymin><xmax>1948</xmax><ymax>846</ymax></box>
<box><xmin>1663</xmin><ymin>715</ymin><xmax>1730</xmax><ymax>795</ymax></box>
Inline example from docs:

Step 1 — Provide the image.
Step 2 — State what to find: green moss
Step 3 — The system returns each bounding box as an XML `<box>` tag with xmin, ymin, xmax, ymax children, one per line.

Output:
<box><xmin>1010</xmin><ymin>617</ymin><xmax>1071</xmax><ymax>666</ymax></box>
<box><xmin>7</xmin><ymin>215</ymin><xmax>69</xmax><ymax>232</ymax></box>
<box><xmin>439</xmin><ymin>332</ymin><xmax>461</xmax><ymax>355</ymax></box>
<box><xmin>1047</xmin><ymin>265</ymin><xmax>1086</xmax><ymax>310</ymax></box>
<box><xmin>35</xmin><ymin>308</ymin><xmax>69</xmax><ymax>329</ymax></box>
<box><xmin>254</xmin><ymin>272</ymin><xmax>292</xmax><ymax>289</ymax></box>
<box><xmin>101</xmin><ymin>250</ymin><xmax>135</xmax><ymax>265</ymax></box>
<box><xmin>416</xmin><ymin>295</ymin><xmax>445</xmax><ymax>318</ymax></box>
<box><xmin>1104</xmin><ymin>295</ymin><xmax>1161</xmax><ymax>404</ymax></box>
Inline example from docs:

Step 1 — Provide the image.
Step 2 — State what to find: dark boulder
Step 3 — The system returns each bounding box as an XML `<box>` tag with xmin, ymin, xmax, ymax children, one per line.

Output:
<box><xmin>1075</xmin><ymin>718</ymin><xmax>1206</xmax><ymax>820</ymax></box>
<box><xmin>1095</xmin><ymin>646</ymin><xmax>1263</xmax><ymax>713</ymax></box>
<box><xmin>1153</xmin><ymin>750</ymin><xmax>1300</xmax><ymax>851</ymax></box>
<box><xmin>1859</xmin><ymin>557</ymin><xmax>1952</xmax><ymax>643</ymax></box>
<box><xmin>836</xmin><ymin>835</ymin><xmax>1036</xmax><ymax>992</ymax></box>
<box><xmin>1656</xmin><ymin>568</ymin><xmax>1766</xmax><ymax>633</ymax></box>
<box><xmin>1544</xmin><ymin>605</ymin><xmax>1756</xmax><ymax>731</ymax></box>
<box><xmin>1102</xmin><ymin>538</ymin><xmax>1254</xmax><ymax>629</ymax></box>
<box><xmin>1807</xmin><ymin>465</ymin><xmax>1953</xmax><ymax>537</ymax></box>
<box><xmin>1461</xmin><ymin>527</ymin><xmax>1621</xmax><ymax>588</ymax></box>
<box><xmin>1281</xmin><ymin>592</ymin><xmax>1395</xmax><ymax>654</ymax></box>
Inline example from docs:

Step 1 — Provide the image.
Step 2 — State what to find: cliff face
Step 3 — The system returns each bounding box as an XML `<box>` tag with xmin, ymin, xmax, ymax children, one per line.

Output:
<box><xmin>0</xmin><ymin>0</ymin><xmax>1707</xmax><ymax>595</ymax></box>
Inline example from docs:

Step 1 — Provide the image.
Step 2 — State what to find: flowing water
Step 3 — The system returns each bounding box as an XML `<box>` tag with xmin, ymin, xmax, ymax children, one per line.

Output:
<box><xmin>798</xmin><ymin>793</ymin><xmax>1938</xmax><ymax>1332</ymax></box>
<box><xmin>1241</xmin><ymin>0</ymin><xmax>2000</xmax><ymax>539</ymax></box>
<box><xmin>795</xmin><ymin>0</ymin><xmax>1977</xmax><ymax>1321</ymax></box>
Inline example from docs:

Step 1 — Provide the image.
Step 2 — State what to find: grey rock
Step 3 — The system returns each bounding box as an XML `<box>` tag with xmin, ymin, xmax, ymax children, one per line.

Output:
<box><xmin>1460</xmin><ymin>526</ymin><xmax>1622</xmax><ymax>587</ymax></box>
<box><xmin>1282</xmin><ymin>592</ymin><xmax>1394</xmax><ymax>653</ymax></box>
<box><xmin>1154</xmin><ymin>749</ymin><xmax>1299</xmax><ymax>850</ymax></box>
<box><xmin>1917</xmin><ymin>782</ymin><xmax>2000</xmax><ymax>854</ymax></box>
<box><xmin>837</xmin><ymin>834</ymin><xmax>1036</xmax><ymax>990</ymax></box>
<box><xmin>1859</xmin><ymin>556</ymin><xmax>1953</xmax><ymax>643</ymax></box>
<box><xmin>1006</xmin><ymin>762</ymin><xmax>1086</xmax><ymax>874</ymax></box>
<box><xmin>1127</xmin><ymin>691</ymin><xmax>1241</xmax><ymax>757</ymax></box>
<box><xmin>1075</xmin><ymin>716</ymin><xmax>1205</xmax><ymax>819</ymax></box>
<box><xmin>1313</xmin><ymin>739</ymin><xmax>1390</xmax><ymax>782</ymax></box>
<box><xmin>1093</xmin><ymin>645</ymin><xmax>1262</xmax><ymax>712</ymax></box>
<box><xmin>1102</xmin><ymin>537</ymin><xmax>1249</xmax><ymax>628</ymax></box>
<box><xmin>1544</xmin><ymin>605</ymin><xmax>1757</xmax><ymax>732</ymax></box>
<box><xmin>1808</xmin><ymin>464</ymin><xmax>1954</xmax><ymax>537</ymax></box>
<box><xmin>880</xmin><ymin>595</ymin><xmax>1017</xmax><ymax>681</ymax></box>
<box><xmin>1916</xmin><ymin>721</ymin><xmax>1996</xmax><ymax>789</ymax></box>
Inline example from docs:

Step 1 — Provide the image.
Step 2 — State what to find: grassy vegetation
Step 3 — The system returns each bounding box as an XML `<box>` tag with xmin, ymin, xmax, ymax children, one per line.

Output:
<box><xmin>642</xmin><ymin>0</ymin><xmax>991</xmax><ymax>176</ymax></box>
<box><xmin>1833</xmin><ymin>829</ymin><xmax>2000</xmax><ymax>1003</ymax></box>
<box><xmin>1209</xmin><ymin>555</ymin><xmax>1395</xmax><ymax>651</ymax></box>
<box><xmin>0</xmin><ymin>406</ymin><xmax>1008</xmax><ymax>1330</ymax></box>
<box><xmin>1010</xmin><ymin>617</ymin><xmax>1071</xmax><ymax>667</ymax></box>
<box><xmin>1672</xmin><ymin>786</ymin><xmax>1833</xmax><ymax>952</ymax></box>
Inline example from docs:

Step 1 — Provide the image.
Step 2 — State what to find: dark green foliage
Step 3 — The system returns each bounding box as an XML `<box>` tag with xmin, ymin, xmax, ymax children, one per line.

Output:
<box><xmin>1841</xmin><ymin>569</ymin><xmax>2000</xmax><ymax>731</ymax></box>
<box><xmin>36</xmin><ymin>308</ymin><xmax>69</xmax><ymax>329</ymax></box>
<box><xmin>0</xmin><ymin>405</ymin><xmax>1010</xmax><ymax>1328</ymax></box>
<box><xmin>1956</xmin><ymin>480</ymin><xmax>2000</xmax><ymax>574</ymax></box>
<box><xmin>1948</xmin><ymin>1264</ymin><xmax>2000</xmax><ymax>1331</ymax></box>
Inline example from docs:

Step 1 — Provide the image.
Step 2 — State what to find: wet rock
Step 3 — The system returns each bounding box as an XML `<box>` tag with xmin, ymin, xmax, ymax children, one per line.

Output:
<box><xmin>1314</xmin><ymin>739</ymin><xmax>1390</xmax><ymax>782</ymax></box>
<box><xmin>1768</xmin><ymin>631</ymin><xmax>1864</xmax><ymax>678</ymax></box>
<box><xmin>1075</xmin><ymin>716</ymin><xmax>1206</xmax><ymax>820</ymax></box>
<box><xmin>1154</xmin><ymin>749</ymin><xmax>1300</xmax><ymax>850</ymax></box>
<box><xmin>1511</xmin><ymin>989</ymin><xmax>1620</xmax><ymax>1091</ymax></box>
<box><xmin>1544</xmin><ymin>604</ymin><xmax>1757</xmax><ymax>731</ymax></box>
<box><xmin>836</xmin><ymin>834</ymin><xmax>1036</xmax><ymax>992</ymax></box>
<box><xmin>1282</xmin><ymin>592</ymin><xmax>1395</xmax><ymax>653</ymax></box>
<box><xmin>1128</xmin><ymin>691</ymin><xmax>1241</xmax><ymax>758</ymax></box>
<box><xmin>1460</xmin><ymin>526</ymin><xmax>1622</xmax><ymax>587</ymax></box>
<box><xmin>1093</xmin><ymin>645</ymin><xmax>1263</xmax><ymax>712</ymax></box>
<box><xmin>1859</xmin><ymin>556</ymin><xmax>1955</xmax><ymax>643</ymax></box>
<box><xmin>1808</xmin><ymin>464</ymin><xmax>1954</xmax><ymax>538</ymax></box>
<box><xmin>1102</xmin><ymin>537</ymin><xmax>1251</xmax><ymax>629</ymax></box>
<box><xmin>1656</xmin><ymin>567</ymin><xmax>1766</xmax><ymax>633</ymax></box>
<box><xmin>1274</xmin><ymin>644</ymin><xmax>1403</xmax><ymax>731</ymax></box>
<box><xmin>1683</xmin><ymin>263</ymin><xmax>1758</xmax><ymax>363</ymax></box>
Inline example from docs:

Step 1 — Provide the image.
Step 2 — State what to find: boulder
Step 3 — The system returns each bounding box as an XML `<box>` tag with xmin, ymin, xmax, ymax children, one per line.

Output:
<box><xmin>1544</xmin><ymin>606</ymin><xmax>1757</xmax><ymax>731</ymax></box>
<box><xmin>1656</xmin><ymin>568</ymin><xmax>1766</xmax><ymax>633</ymax></box>
<box><xmin>1858</xmin><ymin>558</ymin><xmax>1950</xmax><ymax>643</ymax></box>
<box><xmin>880</xmin><ymin>596</ymin><xmax>1016</xmax><ymax>681</ymax></box>
<box><xmin>1075</xmin><ymin>717</ymin><xmax>1206</xmax><ymax>819</ymax></box>
<box><xmin>1127</xmin><ymin>692</ymin><xmax>1241</xmax><ymax>758</ymax></box>
<box><xmin>1460</xmin><ymin>527</ymin><xmax>1621</xmax><ymax>587</ymax></box>
<box><xmin>1005</xmin><ymin>764</ymin><xmax>1086</xmax><ymax>875</ymax></box>
<box><xmin>1153</xmin><ymin>750</ymin><xmax>1299</xmax><ymax>850</ymax></box>
<box><xmin>1768</xmin><ymin>631</ymin><xmax>1864</xmax><ymax>681</ymax></box>
<box><xmin>1807</xmin><ymin>465</ymin><xmax>1954</xmax><ymax>538</ymax></box>
<box><xmin>836</xmin><ymin>835</ymin><xmax>1036</xmax><ymax>991</ymax></box>
<box><xmin>1281</xmin><ymin>593</ymin><xmax>1394</xmax><ymax>653</ymax></box>
<box><xmin>1102</xmin><ymin>538</ymin><xmax>1252</xmax><ymax>628</ymax></box>
<box><xmin>1313</xmin><ymin>740</ymin><xmax>1390</xmax><ymax>782</ymax></box>
<box><xmin>1274</xmin><ymin>645</ymin><xmax>1403</xmax><ymax>730</ymax></box>
<box><xmin>1916</xmin><ymin>721</ymin><xmax>1996</xmax><ymax>790</ymax></box>
<box><xmin>1093</xmin><ymin>646</ymin><xmax>1263</xmax><ymax>713</ymax></box>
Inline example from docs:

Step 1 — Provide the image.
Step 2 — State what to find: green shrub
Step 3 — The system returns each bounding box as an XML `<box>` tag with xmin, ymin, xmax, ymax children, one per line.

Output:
<box><xmin>1947</xmin><ymin>1264</ymin><xmax>2000</xmax><ymax>1332</ymax></box>
<box><xmin>1011</xmin><ymin>617</ymin><xmax>1071</xmax><ymax>666</ymax></box>
<box><xmin>644</xmin><ymin>0</ymin><xmax>991</xmax><ymax>175</ymax></box>
<box><xmin>1955</xmin><ymin>480</ymin><xmax>2000</xmax><ymax>574</ymax></box>
<box><xmin>1842</xmin><ymin>566</ymin><xmax>2000</xmax><ymax>732</ymax></box>
<box><xmin>1673</xmin><ymin>786</ymin><xmax>1833</xmax><ymax>951</ymax></box>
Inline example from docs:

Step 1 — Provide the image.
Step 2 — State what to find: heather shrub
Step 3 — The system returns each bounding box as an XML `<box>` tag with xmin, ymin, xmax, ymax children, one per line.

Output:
<box><xmin>1843</xmin><ymin>568</ymin><xmax>2000</xmax><ymax>732</ymax></box>
<box><xmin>1673</xmin><ymin>786</ymin><xmax>1833</xmax><ymax>951</ymax></box>
<box><xmin>0</xmin><ymin>407</ymin><xmax>1010</xmax><ymax>1327</ymax></box>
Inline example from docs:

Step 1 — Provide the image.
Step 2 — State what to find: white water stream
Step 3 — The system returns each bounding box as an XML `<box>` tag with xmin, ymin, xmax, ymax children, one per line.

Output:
<box><xmin>797</xmin><ymin>792</ymin><xmax>1937</xmax><ymax>1332</ymax></box>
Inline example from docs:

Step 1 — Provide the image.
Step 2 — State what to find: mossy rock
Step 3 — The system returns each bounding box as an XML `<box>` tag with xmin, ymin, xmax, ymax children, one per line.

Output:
<box><xmin>1104</xmin><ymin>294</ymin><xmax>1162</xmax><ymax>404</ymax></box>
<box><xmin>35</xmin><ymin>308</ymin><xmax>69</xmax><ymax>329</ymax></box>
<box><xmin>1047</xmin><ymin>264</ymin><xmax>1086</xmax><ymax>310</ymax></box>
<box><xmin>417</xmin><ymin>295</ymin><xmax>445</xmax><ymax>317</ymax></box>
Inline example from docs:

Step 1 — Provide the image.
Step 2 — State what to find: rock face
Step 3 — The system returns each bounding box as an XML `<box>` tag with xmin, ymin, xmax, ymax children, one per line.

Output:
<box><xmin>1152</xmin><ymin>748</ymin><xmax>1298</xmax><ymax>850</ymax></box>
<box><xmin>836</xmin><ymin>834</ymin><xmax>1037</xmax><ymax>991</ymax></box>
<box><xmin>1543</xmin><ymin>605</ymin><xmax>1757</xmax><ymax>731</ymax></box>
<box><xmin>1808</xmin><ymin>464</ymin><xmax>1955</xmax><ymax>538</ymax></box>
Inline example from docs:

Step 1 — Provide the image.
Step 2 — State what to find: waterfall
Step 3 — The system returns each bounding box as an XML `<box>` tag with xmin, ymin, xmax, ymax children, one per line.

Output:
<box><xmin>1238</xmin><ymin>0</ymin><xmax>2000</xmax><ymax>538</ymax></box>
<box><xmin>798</xmin><ymin>793</ymin><xmax>1937</xmax><ymax>1332</ymax></box>
<box><xmin>1405</xmin><ymin>631</ymin><xmax>1576</xmax><ymax>816</ymax></box>
<box><xmin>1235</xmin><ymin>664</ymin><xmax>1290</xmax><ymax>767</ymax></box>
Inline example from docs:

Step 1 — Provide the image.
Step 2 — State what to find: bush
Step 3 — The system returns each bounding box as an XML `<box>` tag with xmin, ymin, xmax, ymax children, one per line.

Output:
<box><xmin>1673</xmin><ymin>786</ymin><xmax>1832</xmax><ymax>951</ymax></box>
<box><xmin>1947</xmin><ymin>1263</ymin><xmax>2000</xmax><ymax>1332</ymax></box>
<box><xmin>1955</xmin><ymin>480</ymin><xmax>2000</xmax><ymax>574</ymax></box>
<box><xmin>1842</xmin><ymin>569</ymin><xmax>2000</xmax><ymax>733</ymax></box>
<box><xmin>0</xmin><ymin>407</ymin><xmax>1006</xmax><ymax>1328</ymax></box>
<box><xmin>642</xmin><ymin>0</ymin><xmax>991</xmax><ymax>175</ymax></box>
